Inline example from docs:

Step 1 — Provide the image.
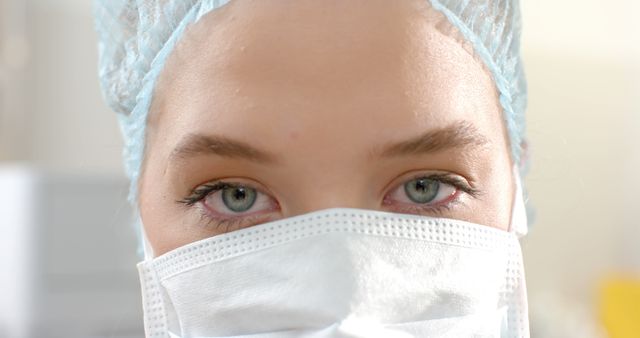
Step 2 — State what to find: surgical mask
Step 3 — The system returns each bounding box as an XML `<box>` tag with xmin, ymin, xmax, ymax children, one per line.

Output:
<box><xmin>137</xmin><ymin>170</ymin><xmax>529</xmax><ymax>338</ymax></box>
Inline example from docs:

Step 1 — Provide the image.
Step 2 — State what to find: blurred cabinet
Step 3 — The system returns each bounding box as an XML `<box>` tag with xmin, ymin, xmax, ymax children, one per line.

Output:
<box><xmin>0</xmin><ymin>166</ymin><xmax>143</xmax><ymax>338</ymax></box>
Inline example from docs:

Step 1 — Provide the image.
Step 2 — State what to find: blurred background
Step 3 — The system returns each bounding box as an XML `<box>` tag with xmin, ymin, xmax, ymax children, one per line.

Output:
<box><xmin>0</xmin><ymin>0</ymin><xmax>638</xmax><ymax>337</ymax></box>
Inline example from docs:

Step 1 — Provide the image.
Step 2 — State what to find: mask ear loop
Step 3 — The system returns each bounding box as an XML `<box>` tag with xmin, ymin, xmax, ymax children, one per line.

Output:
<box><xmin>509</xmin><ymin>165</ymin><xmax>529</xmax><ymax>238</ymax></box>
<box><xmin>135</xmin><ymin>213</ymin><xmax>156</xmax><ymax>260</ymax></box>
<box><xmin>142</xmin><ymin>229</ymin><xmax>155</xmax><ymax>260</ymax></box>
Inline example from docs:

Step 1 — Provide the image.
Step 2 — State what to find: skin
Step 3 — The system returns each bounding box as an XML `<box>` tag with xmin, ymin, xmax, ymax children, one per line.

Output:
<box><xmin>140</xmin><ymin>0</ymin><xmax>515</xmax><ymax>257</ymax></box>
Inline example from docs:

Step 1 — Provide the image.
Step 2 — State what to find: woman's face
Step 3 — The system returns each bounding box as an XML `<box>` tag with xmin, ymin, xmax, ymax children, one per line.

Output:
<box><xmin>140</xmin><ymin>0</ymin><xmax>515</xmax><ymax>256</ymax></box>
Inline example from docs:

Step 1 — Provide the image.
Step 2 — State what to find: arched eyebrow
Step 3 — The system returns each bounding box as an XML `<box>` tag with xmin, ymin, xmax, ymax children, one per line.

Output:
<box><xmin>170</xmin><ymin>121</ymin><xmax>488</xmax><ymax>164</ymax></box>
<box><xmin>371</xmin><ymin>121</ymin><xmax>489</xmax><ymax>159</ymax></box>
<box><xmin>170</xmin><ymin>134</ymin><xmax>281</xmax><ymax>164</ymax></box>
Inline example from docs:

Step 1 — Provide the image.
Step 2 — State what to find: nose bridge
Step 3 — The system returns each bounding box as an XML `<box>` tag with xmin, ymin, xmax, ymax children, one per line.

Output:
<box><xmin>276</xmin><ymin>123</ymin><xmax>380</xmax><ymax>217</ymax></box>
<box><xmin>289</xmin><ymin>198</ymin><xmax>364</xmax><ymax>217</ymax></box>
<box><xmin>283</xmin><ymin>174</ymin><xmax>375</xmax><ymax>217</ymax></box>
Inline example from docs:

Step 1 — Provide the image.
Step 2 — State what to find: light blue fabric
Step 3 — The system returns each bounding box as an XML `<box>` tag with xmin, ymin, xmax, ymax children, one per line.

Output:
<box><xmin>94</xmin><ymin>0</ymin><xmax>528</xmax><ymax>207</ymax></box>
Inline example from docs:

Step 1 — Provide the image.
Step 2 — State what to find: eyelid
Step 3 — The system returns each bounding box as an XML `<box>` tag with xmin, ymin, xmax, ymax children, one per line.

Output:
<box><xmin>381</xmin><ymin>170</ymin><xmax>478</xmax><ymax>199</ymax></box>
<box><xmin>178</xmin><ymin>177</ymin><xmax>275</xmax><ymax>207</ymax></box>
<box><xmin>178</xmin><ymin>178</ymin><xmax>280</xmax><ymax>232</ymax></box>
<box><xmin>381</xmin><ymin>172</ymin><xmax>479</xmax><ymax>217</ymax></box>
<box><xmin>200</xmin><ymin>186</ymin><xmax>279</xmax><ymax>218</ymax></box>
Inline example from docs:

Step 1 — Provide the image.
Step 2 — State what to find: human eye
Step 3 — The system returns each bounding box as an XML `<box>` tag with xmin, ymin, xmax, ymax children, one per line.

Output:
<box><xmin>177</xmin><ymin>180</ymin><xmax>279</xmax><ymax>232</ymax></box>
<box><xmin>382</xmin><ymin>172</ymin><xmax>480</xmax><ymax>216</ymax></box>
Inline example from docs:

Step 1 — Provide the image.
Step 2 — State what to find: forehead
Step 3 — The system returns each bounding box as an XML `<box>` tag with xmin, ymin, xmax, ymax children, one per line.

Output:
<box><xmin>151</xmin><ymin>0</ymin><xmax>503</xmax><ymax>156</ymax></box>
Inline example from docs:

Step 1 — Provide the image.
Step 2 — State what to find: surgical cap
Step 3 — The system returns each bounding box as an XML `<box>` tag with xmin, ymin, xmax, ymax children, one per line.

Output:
<box><xmin>94</xmin><ymin>0</ymin><xmax>528</xmax><ymax>205</ymax></box>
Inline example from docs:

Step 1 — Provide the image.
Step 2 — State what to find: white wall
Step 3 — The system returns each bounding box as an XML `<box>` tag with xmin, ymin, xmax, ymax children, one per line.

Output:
<box><xmin>520</xmin><ymin>0</ymin><xmax>640</xmax><ymax>334</ymax></box>
<box><xmin>0</xmin><ymin>0</ymin><xmax>124</xmax><ymax>174</ymax></box>
<box><xmin>0</xmin><ymin>0</ymin><xmax>28</xmax><ymax>161</ymax></box>
<box><xmin>1</xmin><ymin>1</ymin><xmax>137</xmax><ymax>336</ymax></box>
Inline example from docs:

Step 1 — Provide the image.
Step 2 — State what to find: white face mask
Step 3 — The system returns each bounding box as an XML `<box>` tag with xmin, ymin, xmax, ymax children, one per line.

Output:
<box><xmin>137</xmin><ymin>171</ymin><xmax>529</xmax><ymax>338</ymax></box>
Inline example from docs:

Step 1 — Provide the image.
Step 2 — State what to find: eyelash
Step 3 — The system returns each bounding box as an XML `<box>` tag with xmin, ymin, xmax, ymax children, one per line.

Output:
<box><xmin>193</xmin><ymin>207</ymin><xmax>267</xmax><ymax>233</ymax></box>
<box><xmin>177</xmin><ymin>174</ymin><xmax>480</xmax><ymax>229</ymax></box>
<box><xmin>386</xmin><ymin>173</ymin><xmax>479</xmax><ymax>215</ymax></box>
<box><xmin>179</xmin><ymin>182</ymin><xmax>240</xmax><ymax>207</ymax></box>
<box><xmin>178</xmin><ymin>182</ymin><xmax>275</xmax><ymax>231</ymax></box>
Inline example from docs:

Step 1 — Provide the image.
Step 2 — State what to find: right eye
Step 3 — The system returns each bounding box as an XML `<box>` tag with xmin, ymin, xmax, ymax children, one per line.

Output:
<box><xmin>205</xmin><ymin>184</ymin><xmax>267</xmax><ymax>215</ymax></box>
<box><xmin>179</xmin><ymin>181</ymin><xmax>279</xmax><ymax>226</ymax></box>
<box><xmin>222</xmin><ymin>186</ymin><xmax>257</xmax><ymax>212</ymax></box>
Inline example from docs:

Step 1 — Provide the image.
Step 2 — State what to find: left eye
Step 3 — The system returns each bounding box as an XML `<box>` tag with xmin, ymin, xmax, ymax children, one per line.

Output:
<box><xmin>202</xmin><ymin>185</ymin><xmax>275</xmax><ymax>217</ymax></box>
<box><xmin>220</xmin><ymin>186</ymin><xmax>257</xmax><ymax>212</ymax></box>
<box><xmin>386</xmin><ymin>176</ymin><xmax>458</xmax><ymax>207</ymax></box>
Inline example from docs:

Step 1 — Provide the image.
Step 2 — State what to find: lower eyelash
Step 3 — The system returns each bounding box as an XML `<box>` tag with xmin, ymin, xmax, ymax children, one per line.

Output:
<box><xmin>399</xmin><ymin>198</ymin><xmax>459</xmax><ymax>216</ymax></box>
<box><xmin>195</xmin><ymin>207</ymin><xmax>244</xmax><ymax>231</ymax></box>
<box><xmin>195</xmin><ymin>204</ymin><xmax>273</xmax><ymax>232</ymax></box>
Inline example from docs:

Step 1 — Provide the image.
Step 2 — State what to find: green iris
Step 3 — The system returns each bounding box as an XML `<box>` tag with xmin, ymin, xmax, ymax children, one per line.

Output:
<box><xmin>404</xmin><ymin>178</ymin><xmax>440</xmax><ymax>203</ymax></box>
<box><xmin>222</xmin><ymin>186</ymin><xmax>257</xmax><ymax>212</ymax></box>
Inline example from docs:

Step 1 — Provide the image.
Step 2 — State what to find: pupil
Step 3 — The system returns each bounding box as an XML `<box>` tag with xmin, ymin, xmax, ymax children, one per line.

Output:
<box><xmin>404</xmin><ymin>178</ymin><xmax>439</xmax><ymax>204</ymax></box>
<box><xmin>233</xmin><ymin>188</ymin><xmax>246</xmax><ymax>200</ymax></box>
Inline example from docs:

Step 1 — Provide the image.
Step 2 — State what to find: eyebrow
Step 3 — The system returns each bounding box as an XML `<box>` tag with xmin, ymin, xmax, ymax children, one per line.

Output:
<box><xmin>170</xmin><ymin>121</ymin><xmax>487</xmax><ymax>164</ymax></box>
<box><xmin>373</xmin><ymin>121</ymin><xmax>488</xmax><ymax>158</ymax></box>
<box><xmin>170</xmin><ymin>134</ymin><xmax>280</xmax><ymax>164</ymax></box>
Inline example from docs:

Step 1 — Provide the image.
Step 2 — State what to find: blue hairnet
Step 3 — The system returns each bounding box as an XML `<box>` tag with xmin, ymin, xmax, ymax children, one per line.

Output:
<box><xmin>94</xmin><ymin>0</ymin><xmax>528</xmax><ymax>206</ymax></box>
